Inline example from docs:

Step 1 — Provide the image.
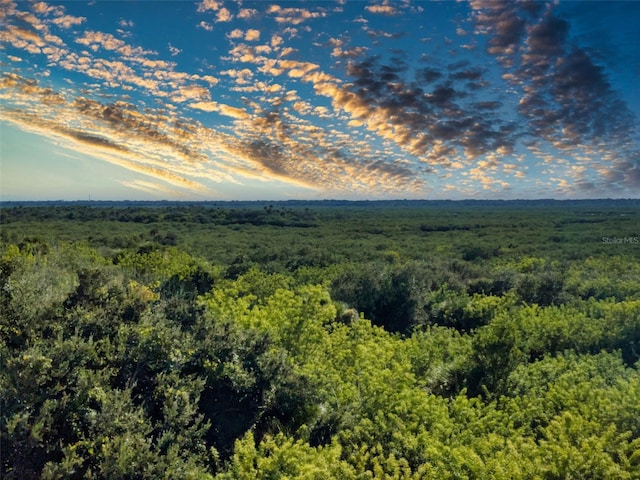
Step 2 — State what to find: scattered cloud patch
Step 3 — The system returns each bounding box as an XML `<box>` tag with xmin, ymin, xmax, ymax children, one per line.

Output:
<box><xmin>198</xmin><ymin>21</ymin><xmax>213</xmax><ymax>32</ymax></box>
<box><xmin>197</xmin><ymin>0</ymin><xmax>222</xmax><ymax>13</ymax></box>
<box><xmin>238</xmin><ymin>8</ymin><xmax>258</xmax><ymax>20</ymax></box>
<box><xmin>168</xmin><ymin>43</ymin><xmax>181</xmax><ymax>56</ymax></box>
<box><xmin>267</xmin><ymin>5</ymin><xmax>327</xmax><ymax>25</ymax></box>
<box><xmin>216</xmin><ymin>8</ymin><xmax>233</xmax><ymax>23</ymax></box>
<box><xmin>365</xmin><ymin>5</ymin><xmax>399</xmax><ymax>16</ymax></box>
<box><xmin>245</xmin><ymin>29</ymin><xmax>261</xmax><ymax>41</ymax></box>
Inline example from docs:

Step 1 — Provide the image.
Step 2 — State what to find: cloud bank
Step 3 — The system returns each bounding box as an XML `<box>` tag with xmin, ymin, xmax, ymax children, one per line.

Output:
<box><xmin>1</xmin><ymin>0</ymin><xmax>638</xmax><ymax>199</ymax></box>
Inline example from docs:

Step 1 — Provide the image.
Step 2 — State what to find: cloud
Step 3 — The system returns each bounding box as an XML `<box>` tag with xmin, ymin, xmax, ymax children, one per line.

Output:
<box><xmin>198</xmin><ymin>21</ymin><xmax>213</xmax><ymax>31</ymax></box>
<box><xmin>75</xmin><ymin>30</ymin><xmax>156</xmax><ymax>58</ymax></box>
<box><xmin>197</xmin><ymin>0</ymin><xmax>222</xmax><ymax>13</ymax></box>
<box><xmin>65</xmin><ymin>129</ymin><xmax>130</xmax><ymax>152</ymax></box>
<box><xmin>1</xmin><ymin>71</ymin><xmax>253</xmax><ymax>192</ymax></box>
<box><xmin>237</xmin><ymin>8</ymin><xmax>258</xmax><ymax>20</ymax></box>
<box><xmin>363</xmin><ymin>27</ymin><xmax>405</xmax><ymax>40</ymax></box>
<box><xmin>331</xmin><ymin>43</ymin><xmax>368</xmax><ymax>58</ymax></box>
<box><xmin>469</xmin><ymin>0</ymin><xmax>640</xmax><ymax>191</ymax></box>
<box><xmin>0</xmin><ymin>72</ymin><xmax>65</xmax><ymax>104</ymax></box>
<box><xmin>2</xmin><ymin>17</ymin><xmax>214</xmax><ymax>106</ymax></box>
<box><xmin>1</xmin><ymin>106</ymin><xmax>212</xmax><ymax>193</ymax></box>
<box><xmin>221</xmin><ymin>67</ymin><xmax>254</xmax><ymax>85</ymax></box>
<box><xmin>449</xmin><ymin>67</ymin><xmax>483</xmax><ymax>81</ymax></box>
<box><xmin>311</xmin><ymin>54</ymin><xmax>519</xmax><ymax>166</ymax></box>
<box><xmin>181</xmin><ymin>58</ymin><xmax>426</xmax><ymax>194</ymax></box>
<box><xmin>58</xmin><ymin>54</ymin><xmax>161</xmax><ymax>92</ymax></box>
<box><xmin>365</xmin><ymin>5</ymin><xmax>399</xmax><ymax>16</ymax></box>
<box><xmin>227</xmin><ymin>28</ymin><xmax>243</xmax><ymax>39</ymax></box>
<box><xmin>6</xmin><ymin>3</ymin><xmax>401</xmax><ymax>196</ymax></box>
<box><xmin>32</xmin><ymin>2</ymin><xmax>55</xmax><ymax>15</ymax></box>
<box><xmin>470</xmin><ymin>0</ymin><xmax>533</xmax><ymax>63</ymax></box>
<box><xmin>271</xmin><ymin>34</ymin><xmax>283</xmax><ymax>49</ymax></box>
<box><xmin>416</xmin><ymin>67</ymin><xmax>443</xmax><ymax>84</ymax></box>
<box><xmin>51</xmin><ymin>14</ymin><xmax>86</xmax><ymax>29</ymax></box>
<box><xmin>278</xmin><ymin>46</ymin><xmax>296</xmax><ymax>58</ymax></box>
<box><xmin>3</xmin><ymin>0</ymin><xmax>638</xmax><ymax>198</ymax></box>
<box><xmin>171</xmin><ymin>84</ymin><xmax>210</xmax><ymax>103</ymax></box>
<box><xmin>267</xmin><ymin>5</ymin><xmax>327</xmax><ymax>25</ymax></box>
<box><xmin>245</xmin><ymin>29</ymin><xmax>260</xmax><ymax>41</ymax></box>
<box><xmin>2</xmin><ymin>25</ymin><xmax>46</xmax><ymax>54</ymax></box>
<box><xmin>190</xmin><ymin>101</ymin><xmax>250</xmax><ymax>119</ymax></box>
<box><xmin>216</xmin><ymin>7</ymin><xmax>233</xmax><ymax>23</ymax></box>
<box><xmin>226</xmin><ymin>28</ymin><xmax>260</xmax><ymax>42</ymax></box>
<box><xmin>278</xmin><ymin>59</ymin><xmax>320</xmax><ymax>76</ymax></box>
<box><xmin>121</xmin><ymin>179</ymin><xmax>190</xmax><ymax>197</ymax></box>
<box><xmin>168</xmin><ymin>43</ymin><xmax>181</xmax><ymax>56</ymax></box>
<box><xmin>69</xmin><ymin>95</ymin><xmax>208</xmax><ymax>163</ymax></box>
<box><xmin>76</xmin><ymin>30</ymin><xmax>124</xmax><ymax>50</ymax></box>
<box><xmin>225</xmin><ymin>124</ymin><xmax>421</xmax><ymax>194</ymax></box>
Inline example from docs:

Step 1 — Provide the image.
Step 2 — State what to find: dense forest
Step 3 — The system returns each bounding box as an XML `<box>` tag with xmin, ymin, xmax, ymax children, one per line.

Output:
<box><xmin>1</xmin><ymin>200</ymin><xmax>639</xmax><ymax>479</ymax></box>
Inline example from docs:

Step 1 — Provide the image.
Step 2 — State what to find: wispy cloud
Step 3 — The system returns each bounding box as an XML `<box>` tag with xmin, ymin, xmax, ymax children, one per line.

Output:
<box><xmin>267</xmin><ymin>5</ymin><xmax>327</xmax><ymax>25</ymax></box>
<box><xmin>121</xmin><ymin>179</ymin><xmax>192</xmax><ymax>197</ymax></box>
<box><xmin>190</xmin><ymin>100</ymin><xmax>250</xmax><ymax>119</ymax></box>
<box><xmin>168</xmin><ymin>43</ymin><xmax>181</xmax><ymax>56</ymax></box>
<box><xmin>51</xmin><ymin>14</ymin><xmax>86</xmax><ymax>29</ymax></box>
<box><xmin>365</xmin><ymin>5</ymin><xmax>399</xmax><ymax>17</ymax></box>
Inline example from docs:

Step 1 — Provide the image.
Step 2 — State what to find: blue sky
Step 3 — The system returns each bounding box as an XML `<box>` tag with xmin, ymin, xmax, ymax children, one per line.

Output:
<box><xmin>1</xmin><ymin>0</ymin><xmax>639</xmax><ymax>200</ymax></box>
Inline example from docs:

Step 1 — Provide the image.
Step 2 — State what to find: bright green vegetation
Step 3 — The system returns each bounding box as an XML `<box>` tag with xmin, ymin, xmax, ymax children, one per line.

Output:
<box><xmin>1</xmin><ymin>200</ymin><xmax>639</xmax><ymax>479</ymax></box>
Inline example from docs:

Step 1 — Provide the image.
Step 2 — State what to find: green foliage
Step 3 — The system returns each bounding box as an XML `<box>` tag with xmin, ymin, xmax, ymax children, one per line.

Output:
<box><xmin>1</xmin><ymin>244</ymin><xmax>77</xmax><ymax>344</ymax></box>
<box><xmin>501</xmin><ymin>352</ymin><xmax>640</xmax><ymax>479</ymax></box>
<box><xmin>329</xmin><ymin>260</ymin><xmax>464</xmax><ymax>334</ymax></box>
<box><xmin>2</xmin><ymin>202</ymin><xmax>639</xmax><ymax>478</ymax></box>
<box><xmin>565</xmin><ymin>256</ymin><xmax>640</xmax><ymax>301</ymax></box>
<box><xmin>407</xmin><ymin>326</ymin><xmax>473</xmax><ymax>395</ymax></box>
<box><xmin>468</xmin><ymin>300</ymin><xmax>640</xmax><ymax>396</ymax></box>
<box><xmin>217</xmin><ymin>432</ymin><xmax>355</xmax><ymax>480</ymax></box>
<box><xmin>115</xmin><ymin>245</ymin><xmax>208</xmax><ymax>287</ymax></box>
<box><xmin>580</xmin><ymin>298</ymin><xmax>640</xmax><ymax>364</ymax></box>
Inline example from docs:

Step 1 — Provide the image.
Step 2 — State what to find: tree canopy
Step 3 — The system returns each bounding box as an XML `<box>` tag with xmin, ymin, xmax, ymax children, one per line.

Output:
<box><xmin>1</xmin><ymin>201</ymin><xmax>639</xmax><ymax>478</ymax></box>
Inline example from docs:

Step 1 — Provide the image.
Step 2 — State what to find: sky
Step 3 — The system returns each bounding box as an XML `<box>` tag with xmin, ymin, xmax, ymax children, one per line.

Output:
<box><xmin>1</xmin><ymin>0</ymin><xmax>639</xmax><ymax>201</ymax></box>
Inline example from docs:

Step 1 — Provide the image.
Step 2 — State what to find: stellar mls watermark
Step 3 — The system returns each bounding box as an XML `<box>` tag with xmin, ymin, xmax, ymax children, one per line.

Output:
<box><xmin>602</xmin><ymin>236</ymin><xmax>639</xmax><ymax>244</ymax></box>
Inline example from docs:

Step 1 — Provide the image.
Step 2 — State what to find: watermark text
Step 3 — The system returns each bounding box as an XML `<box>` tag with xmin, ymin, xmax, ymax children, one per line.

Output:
<box><xmin>602</xmin><ymin>236</ymin><xmax>639</xmax><ymax>244</ymax></box>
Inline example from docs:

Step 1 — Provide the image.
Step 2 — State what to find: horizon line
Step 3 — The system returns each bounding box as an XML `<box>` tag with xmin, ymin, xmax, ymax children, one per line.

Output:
<box><xmin>2</xmin><ymin>198</ymin><xmax>640</xmax><ymax>205</ymax></box>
